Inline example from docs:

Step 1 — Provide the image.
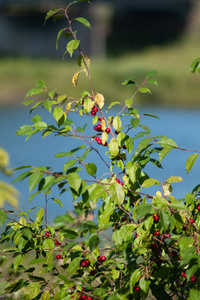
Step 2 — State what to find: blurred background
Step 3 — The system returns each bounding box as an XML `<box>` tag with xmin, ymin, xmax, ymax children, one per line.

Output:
<box><xmin>0</xmin><ymin>0</ymin><xmax>200</xmax><ymax>220</ymax></box>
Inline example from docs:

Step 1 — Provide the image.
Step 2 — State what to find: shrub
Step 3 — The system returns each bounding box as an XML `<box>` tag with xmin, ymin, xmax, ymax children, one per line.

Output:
<box><xmin>0</xmin><ymin>1</ymin><xmax>200</xmax><ymax>299</ymax></box>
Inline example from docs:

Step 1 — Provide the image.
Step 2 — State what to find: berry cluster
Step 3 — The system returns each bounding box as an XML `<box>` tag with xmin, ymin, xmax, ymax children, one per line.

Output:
<box><xmin>116</xmin><ymin>178</ymin><xmax>124</xmax><ymax>186</ymax></box>
<box><xmin>80</xmin><ymin>259</ymin><xmax>90</xmax><ymax>267</ymax></box>
<box><xmin>97</xmin><ymin>255</ymin><xmax>106</xmax><ymax>263</ymax></box>
<box><xmin>153</xmin><ymin>214</ymin><xmax>160</xmax><ymax>222</ymax></box>
<box><xmin>78</xmin><ymin>295</ymin><xmax>93</xmax><ymax>300</ymax></box>
<box><xmin>91</xmin><ymin>106</ymin><xmax>98</xmax><ymax>116</ymax></box>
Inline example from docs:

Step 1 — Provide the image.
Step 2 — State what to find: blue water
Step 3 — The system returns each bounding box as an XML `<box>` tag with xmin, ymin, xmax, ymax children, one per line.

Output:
<box><xmin>1</xmin><ymin>105</ymin><xmax>200</xmax><ymax>221</ymax></box>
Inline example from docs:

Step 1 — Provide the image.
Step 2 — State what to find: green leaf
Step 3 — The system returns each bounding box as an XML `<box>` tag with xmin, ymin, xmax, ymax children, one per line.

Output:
<box><xmin>67</xmin><ymin>172</ymin><xmax>81</xmax><ymax>192</ymax></box>
<box><xmin>112</xmin><ymin>229</ymin><xmax>123</xmax><ymax>246</ymax></box>
<box><xmin>188</xmin><ymin>289</ymin><xmax>200</xmax><ymax>300</ymax></box>
<box><xmin>142</xmin><ymin>178</ymin><xmax>160</xmax><ymax>188</ymax></box>
<box><xmin>67</xmin><ymin>40</ymin><xmax>80</xmax><ymax>57</ymax></box>
<box><xmin>75</xmin><ymin>17</ymin><xmax>92</xmax><ymax>29</ymax></box>
<box><xmin>125</xmin><ymin>98</ymin><xmax>133</xmax><ymax>108</ymax></box>
<box><xmin>22</xmin><ymin>99</ymin><xmax>34</xmax><ymax>106</ymax></box>
<box><xmin>52</xmin><ymin>198</ymin><xmax>63</xmax><ymax>208</ymax></box>
<box><xmin>131</xmin><ymin>269</ymin><xmax>141</xmax><ymax>287</ymax></box>
<box><xmin>36</xmin><ymin>208</ymin><xmax>44</xmax><ymax>224</ymax></box>
<box><xmin>24</xmin><ymin>282</ymin><xmax>40</xmax><ymax>300</ymax></box>
<box><xmin>67</xmin><ymin>257</ymin><xmax>80</xmax><ymax>276</ymax></box>
<box><xmin>107</xmin><ymin>101</ymin><xmax>121</xmax><ymax>110</ymax></box>
<box><xmin>0</xmin><ymin>210</ymin><xmax>7</xmax><ymax>227</ymax></box>
<box><xmin>121</xmin><ymin>76</ymin><xmax>139</xmax><ymax>86</ymax></box>
<box><xmin>25</xmin><ymin>88</ymin><xmax>44</xmax><ymax>98</ymax></box>
<box><xmin>135</xmin><ymin>204</ymin><xmax>155</xmax><ymax>219</ymax></box>
<box><xmin>89</xmin><ymin>234</ymin><xmax>99</xmax><ymax>252</ymax></box>
<box><xmin>86</xmin><ymin>163</ymin><xmax>97</xmax><ymax>176</ymax></box>
<box><xmin>169</xmin><ymin>201</ymin><xmax>187</xmax><ymax>210</ymax></box>
<box><xmin>130</xmin><ymin>118</ymin><xmax>140</xmax><ymax>130</ymax></box>
<box><xmin>16</xmin><ymin>125</ymin><xmax>32</xmax><ymax>136</ymax></box>
<box><xmin>53</xmin><ymin>107</ymin><xmax>64</xmax><ymax>125</ymax></box>
<box><xmin>43</xmin><ymin>239</ymin><xmax>54</xmax><ymax>252</ymax></box>
<box><xmin>138</xmin><ymin>87</ymin><xmax>152</xmax><ymax>94</ymax></box>
<box><xmin>21</xmin><ymin>228</ymin><xmax>32</xmax><ymax>239</ymax></box>
<box><xmin>44</xmin><ymin>8</ymin><xmax>61</xmax><ymax>25</ymax></box>
<box><xmin>146</xmin><ymin>70</ymin><xmax>157</xmax><ymax>77</ymax></box>
<box><xmin>190</xmin><ymin>57</ymin><xmax>200</xmax><ymax>73</ymax></box>
<box><xmin>157</xmin><ymin>138</ymin><xmax>177</xmax><ymax>148</ymax></box>
<box><xmin>143</xmin><ymin>113</ymin><xmax>159</xmax><ymax>119</ymax></box>
<box><xmin>63</xmin><ymin>160</ymin><xmax>77</xmax><ymax>173</ymax></box>
<box><xmin>108</xmin><ymin>140</ymin><xmax>119</xmax><ymax>157</ymax></box>
<box><xmin>113</xmin><ymin>116</ymin><xmax>122</xmax><ymax>130</ymax></box>
<box><xmin>110</xmin><ymin>183</ymin><xmax>125</xmax><ymax>206</ymax></box>
<box><xmin>159</xmin><ymin>146</ymin><xmax>172</xmax><ymax>162</ymax></box>
<box><xmin>29</xmin><ymin>172</ymin><xmax>44</xmax><ymax>193</ymax></box>
<box><xmin>186</xmin><ymin>153</ymin><xmax>198</xmax><ymax>174</ymax></box>
<box><xmin>166</xmin><ymin>176</ymin><xmax>183</xmax><ymax>183</ymax></box>
<box><xmin>43</xmin><ymin>100</ymin><xmax>53</xmax><ymax>113</ymax></box>
<box><xmin>139</xmin><ymin>277</ymin><xmax>150</xmax><ymax>293</ymax></box>
<box><xmin>56</xmin><ymin>28</ymin><xmax>65</xmax><ymax>50</ymax></box>
<box><xmin>5</xmin><ymin>279</ymin><xmax>24</xmax><ymax>294</ymax></box>
<box><xmin>14</xmin><ymin>254</ymin><xmax>24</xmax><ymax>271</ymax></box>
<box><xmin>41</xmin><ymin>290</ymin><xmax>50</xmax><ymax>300</ymax></box>
<box><xmin>147</xmin><ymin>79</ymin><xmax>158</xmax><ymax>86</ymax></box>
<box><xmin>63</xmin><ymin>229</ymin><xmax>78</xmax><ymax>239</ymax></box>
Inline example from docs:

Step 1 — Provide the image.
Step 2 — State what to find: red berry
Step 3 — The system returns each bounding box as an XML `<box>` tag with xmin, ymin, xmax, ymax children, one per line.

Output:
<box><xmin>103</xmin><ymin>142</ymin><xmax>108</xmax><ymax>146</ymax></box>
<box><xmin>182</xmin><ymin>224</ymin><xmax>188</xmax><ymax>231</ymax></box>
<box><xmin>56</xmin><ymin>254</ymin><xmax>62</xmax><ymax>259</ymax></box>
<box><xmin>80</xmin><ymin>296</ymin><xmax>87</xmax><ymax>300</ymax></box>
<box><xmin>150</xmin><ymin>243</ymin><xmax>158</xmax><ymax>249</ymax></box>
<box><xmin>134</xmin><ymin>287</ymin><xmax>140</xmax><ymax>291</ymax></box>
<box><xmin>90</xmin><ymin>270</ymin><xmax>96</xmax><ymax>275</ymax></box>
<box><xmin>81</xmin><ymin>287</ymin><xmax>85</xmax><ymax>291</ymax></box>
<box><xmin>85</xmin><ymin>259</ymin><xmax>90</xmax><ymax>266</ymax></box>
<box><xmin>181</xmin><ymin>272</ymin><xmax>186</xmax><ymax>278</ymax></box>
<box><xmin>101</xmin><ymin>256</ymin><xmax>106</xmax><ymax>262</ymax></box>
<box><xmin>119</xmin><ymin>182</ymin><xmax>124</xmax><ymax>186</ymax></box>
<box><xmin>190</xmin><ymin>218</ymin><xmax>195</xmax><ymax>224</ymax></box>
<box><xmin>116</xmin><ymin>179</ymin><xmax>120</xmax><ymax>183</ymax></box>
<box><xmin>81</xmin><ymin>261</ymin><xmax>86</xmax><ymax>267</ymax></box>
<box><xmin>105</xmin><ymin>128</ymin><xmax>111</xmax><ymax>134</ymax></box>
<box><xmin>92</xmin><ymin>106</ymin><xmax>98</xmax><ymax>113</ymax></box>
<box><xmin>98</xmin><ymin>117</ymin><xmax>103</xmax><ymax>121</ymax></box>
<box><xmin>97</xmin><ymin>124</ymin><xmax>102</xmax><ymax>131</ymax></box>
<box><xmin>154</xmin><ymin>231</ymin><xmax>160</xmax><ymax>236</ymax></box>
<box><xmin>122</xmin><ymin>145</ymin><xmax>127</xmax><ymax>149</ymax></box>
<box><xmin>95</xmin><ymin>136</ymin><xmax>100</xmax><ymax>141</ymax></box>
<box><xmin>115</xmin><ymin>130</ymin><xmax>119</xmax><ymax>135</ymax></box>
<box><xmin>55</xmin><ymin>241</ymin><xmax>60</xmax><ymax>245</ymax></box>
<box><xmin>87</xmin><ymin>297</ymin><xmax>93</xmax><ymax>300</ymax></box>
<box><xmin>197</xmin><ymin>204</ymin><xmax>200</xmax><ymax>211</ymax></box>
<box><xmin>191</xmin><ymin>275</ymin><xmax>196</xmax><ymax>282</ymax></box>
<box><xmin>153</xmin><ymin>214</ymin><xmax>160</xmax><ymax>222</ymax></box>
<box><xmin>94</xmin><ymin>126</ymin><xmax>98</xmax><ymax>131</ymax></box>
<box><xmin>45</xmin><ymin>232</ymin><xmax>50</xmax><ymax>237</ymax></box>
<box><xmin>97</xmin><ymin>139</ymin><xmax>102</xmax><ymax>145</ymax></box>
<box><xmin>91</xmin><ymin>111</ymin><xmax>96</xmax><ymax>116</ymax></box>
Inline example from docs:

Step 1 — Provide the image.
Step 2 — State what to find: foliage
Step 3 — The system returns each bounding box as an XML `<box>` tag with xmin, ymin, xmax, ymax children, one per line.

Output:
<box><xmin>0</xmin><ymin>147</ymin><xmax>19</xmax><ymax>207</ymax></box>
<box><xmin>0</xmin><ymin>1</ymin><xmax>200</xmax><ymax>299</ymax></box>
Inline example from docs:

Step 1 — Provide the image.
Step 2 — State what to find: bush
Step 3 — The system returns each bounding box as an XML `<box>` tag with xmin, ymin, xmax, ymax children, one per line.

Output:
<box><xmin>0</xmin><ymin>1</ymin><xmax>200</xmax><ymax>299</ymax></box>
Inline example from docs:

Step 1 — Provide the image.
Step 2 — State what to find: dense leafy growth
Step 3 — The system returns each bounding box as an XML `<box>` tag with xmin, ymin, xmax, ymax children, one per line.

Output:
<box><xmin>0</xmin><ymin>1</ymin><xmax>200</xmax><ymax>299</ymax></box>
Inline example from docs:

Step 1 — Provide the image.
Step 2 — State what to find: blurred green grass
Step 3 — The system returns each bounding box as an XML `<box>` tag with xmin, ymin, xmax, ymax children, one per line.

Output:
<box><xmin>0</xmin><ymin>34</ymin><xmax>200</xmax><ymax>107</ymax></box>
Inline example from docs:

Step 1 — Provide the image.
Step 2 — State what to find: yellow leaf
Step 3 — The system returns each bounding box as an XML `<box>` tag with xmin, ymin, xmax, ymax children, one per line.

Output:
<box><xmin>95</xmin><ymin>93</ymin><xmax>105</xmax><ymax>109</ymax></box>
<box><xmin>101</xmin><ymin>119</ymin><xmax>106</xmax><ymax>131</ymax></box>
<box><xmin>72</xmin><ymin>71</ymin><xmax>81</xmax><ymax>87</ymax></box>
<box><xmin>156</xmin><ymin>191</ymin><xmax>162</xmax><ymax>197</ymax></box>
<box><xmin>66</xmin><ymin>102</ymin><xmax>72</xmax><ymax>113</ymax></box>
<box><xmin>102</xmin><ymin>132</ymin><xmax>108</xmax><ymax>145</ymax></box>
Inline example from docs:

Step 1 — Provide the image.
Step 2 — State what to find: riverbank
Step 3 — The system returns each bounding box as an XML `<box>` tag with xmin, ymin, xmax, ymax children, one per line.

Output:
<box><xmin>0</xmin><ymin>34</ymin><xmax>200</xmax><ymax>107</ymax></box>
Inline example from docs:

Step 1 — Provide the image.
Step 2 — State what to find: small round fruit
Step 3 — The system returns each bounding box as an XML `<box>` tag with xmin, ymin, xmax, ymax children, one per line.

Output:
<box><xmin>150</xmin><ymin>243</ymin><xmax>158</xmax><ymax>249</ymax></box>
<box><xmin>116</xmin><ymin>179</ymin><xmax>120</xmax><ymax>183</ymax></box>
<box><xmin>103</xmin><ymin>142</ymin><xmax>108</xmax><ymax>146</ymax></box>
<box><xmin>97</xmin><ymin>139</ymin><xmax>102</xmax><ymax>145</ymax></box>
<box><xmin>90</xmin><ymin>270</ymin><xmax>96</xmax><ymax>275</ymax></box>
<box><xmin>197</xmin><ymin>204</ymin><xmax>200</xmax><ymax>211</ymax></box>
<box><xmin>170</xmin><ymin>251</ymin><xmax>177</xmax><ymax>257</ymax></box>
<box><xmin>100</xmin><ymin>256</ymin><xmax>106</xmax><ymax>262</ymax></box>
<box><xmin>87</xmin><ymin>297</ymin><xmax>93</xmax><ymax>300</ymax></box>
<box><xmin>105</xmin><ymin>128</ymin><xmax>111</xmax><ymax>134</ymax></box>
<box><xmin>95</xmin><ymin>136</ymin><xmax>100</xmax><ymax>141</ymax></box>
<box><xmin>80</xmin><ymin>296</ymin><xmax>87</xmax><ymax>300</ymax></box>
<box><xmin>134</xmin><ymin>287</ymin><xmax>140</xmax><ymax>291</ymax></box>
<box><xmin>55</xmin><ymin>241</ymin><xmax>60</xmax><ymax>245</ymax></box>
<box><xmin>56</xmin><ymin>254</ymin><xmax>62</xmax><ymax>259</ymax></box>
<box><xmin>81</xmin><ymin>287</ymin><xmax>85</xmax><ymax>291</ymax></box>
<box><xmin>122</xmin><ymin>144</ymin><xmax>127</xmax><ymax>149</ymax></box>
<box><xmin>85</xmin><ymin>259</ymin><xmax>90</xmax><ymax>266</ymax></box>
<box><xmin>94</xmin><ymin>126</ymin><xmax>98</xmax><ymax>131</ymax></box>
<box><xmin>45</xmin><ymin>232</ymin><xmax>50</xmax><ymax>237</ymax></box>
<box><xmin>80</xmin><ymin>261</ymin><xmax>86</xmax><ymax>267</ymax></box>
<box><xmin>154</xmin><ymin>230</ymin><xmax>160</xmax><ymax>236</ymax></box>
<box><xmin>91</xmin><ymin>111</ymin><xmax>96</xmax><ymax>116</ymax></box>
<box><xmin>153</xmin><ymin>214</ymin><xmax>160</xmax><ymax>222</ymax></box>
<box><xmin>181</xmin><ymin>272</ymin><xmax>186</xmax><ymax>278</ymax></box>
<box><xmin>96</xmin><ymin>124</ymin><xmax>102</xmax><ymax>131</ymax></box>
<box><xmin>190</xmin><ymin>218</ymin><xmax>195</xmax><ymax>224</ymax></box>
<box><xmin>92</xmin><ymin>106</ymin><xmax>98</xmax><ymax>113</ymax></box>
<box><xmin>191</xmin><ymin>275</ymin><xmax>196</xmax><ymax>282</ymax></box>
<box><xmin>119</xmin><ymin>182</ymin><xmax>124</xmax><ymax>186</ymax></box>
<box><xmin>115</xmin><ymin>130</ymin><xmax>119</xmax><ymax>135</ymax></box>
